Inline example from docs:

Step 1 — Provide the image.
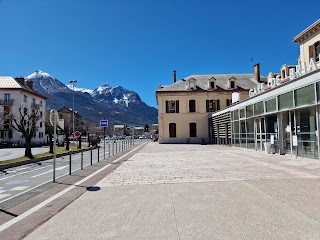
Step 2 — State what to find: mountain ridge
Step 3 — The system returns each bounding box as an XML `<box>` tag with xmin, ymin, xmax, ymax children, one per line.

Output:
<box><xmin>26</xmin><ymin>70</ymin><xmax>158</xmax><ymax>126</ymax></box>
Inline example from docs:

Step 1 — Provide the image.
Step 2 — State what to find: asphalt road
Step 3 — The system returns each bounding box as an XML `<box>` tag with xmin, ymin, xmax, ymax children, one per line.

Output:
<box><xmin>0</xmin><ymin>148</ymin><xmax>49</xmax><ymax>161</ymax></box>
<box><xmin>0</xmin><ymin>139</ymin><xmax>139</xmax><ymax>204</ymax></box>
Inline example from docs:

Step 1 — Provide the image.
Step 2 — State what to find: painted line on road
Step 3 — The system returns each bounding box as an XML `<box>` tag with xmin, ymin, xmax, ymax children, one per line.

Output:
<box><xmin>0</xmin><ymin>143</ymin><xmax>147</xmax><ymax>232</ymax></box>
<box><xmin>31</xmin><ymin>170</ymin><xmax>53</xmax><ymax>179</ymax></box>
<box><xmin>0</xmin><ymin>150</ymin><xmax>102</xmax><ymax>203</ymax></box>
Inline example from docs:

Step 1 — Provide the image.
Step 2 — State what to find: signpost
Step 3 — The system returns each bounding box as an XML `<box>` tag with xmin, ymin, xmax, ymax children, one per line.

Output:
<box><xmin>50</xmin><ymin>109</ymin><xmax>59</xmax><ymax>182</ymax></box>
<box><xmin>100</xmin><ymin>120</ymin><xmax>108</xmax><ymax>127</ymax></box>
<box><xmin>100</xmin><ymin>120</ymin><xmax>108</xmax><ymax>159</ymax></box>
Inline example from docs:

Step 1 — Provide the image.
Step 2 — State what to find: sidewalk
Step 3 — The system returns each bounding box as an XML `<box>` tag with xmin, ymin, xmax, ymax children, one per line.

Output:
<box><xmin>11</xmin><ymin>143</ymin><xmax>320</xmax><ymax>239</ymax></box>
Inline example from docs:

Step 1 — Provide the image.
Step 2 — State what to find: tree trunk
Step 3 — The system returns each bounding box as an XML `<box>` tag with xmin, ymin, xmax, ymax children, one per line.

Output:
<box><xmin>65</xmin><ymin>135</ymin><xmax>70</xmax><ymax>151</ymax></box>
<box><xmin>25</xmin><ymin>138</ymin><xmax>34</xmax><ymax>159</ymax></box>
<box><xmin>78</xmin><ymin>136</ymin><xmax>82</xmax><ymax>149</ymax></box>
<box><xmin>49</xmin><ymin>134</ymin><xmax>53</xmax><ymax>154</ymax></box>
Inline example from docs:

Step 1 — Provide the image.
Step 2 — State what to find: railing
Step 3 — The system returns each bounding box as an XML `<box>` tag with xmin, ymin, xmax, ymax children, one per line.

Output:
<box><xmin>31</xmin><ymin>103</ymin><xmax>41</xmax><ymax>108</ymax></box>
<box><xmin>0</xmin><ymin>99</ymin><xmax>14</xmax><ymax>105</ymax></box>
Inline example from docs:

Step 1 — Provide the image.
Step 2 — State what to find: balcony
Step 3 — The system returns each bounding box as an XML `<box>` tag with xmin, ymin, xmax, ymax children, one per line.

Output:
<box><xmin>0</xmin><ymin>99</ymin><xmax>14</xmax><ymax>105</ymax></box>
<box><xmin>31</xmin><ymin>103</ymin><xmax>41</xmax><ymax>109</ymax></box>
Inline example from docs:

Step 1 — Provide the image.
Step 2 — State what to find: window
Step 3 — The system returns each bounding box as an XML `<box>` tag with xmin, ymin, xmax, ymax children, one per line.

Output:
<box><xmin>39</xmin><ymin>132</ymin><xmax>43</xmax><ymax>138</ymax></box>
<box><xmin>24</xmin><ymin>95</ymin><xmax>27</xmax><ymax>103</ymax></box>
<box><xmin>169</xmin><ymin>123</ymin><xmax>176</xmax><ymax>138</ymax></box>
<box><xmin>4</xmin><ymin>94</ymin><xmax>10</xmax><ymax>102</ymax></box>
<box><xmin>295</xmin><ymin>84</ymin><xmax>315</xmax><ymax>107</ymax></box>
<box><xmin>166</xmin><ymin>100</ymin><xmax>179</xmax><ymax>113</ymax></box>
<box><xmin>0</xmin><ymin>131</ymin><xmax>12</xmax><ymax>139</ymax></box>
<box><xmin>32</xmin><ymin>98</ymin><xmax>36</xmax><ymax>104</ymax></box>
<box><xmin>226</xmin><ymin>99</ymin><xmax>232</xmax><ymax>107</ymax></box>
<box><xmin>278</xmin><ymin>91</ymin><xmax>293</xmax><ymax>110</ymax></box>
<box><xmin>310</xmin><ymin>41</ymin><xmax>320</xmax><ymax>62</ymax></box>
<box><xmin>40</xmin><ymin>101</ymin><xmax>43</xmax><ymax>107</ymax></box>
<box><xmin>39</xmin><ymin>122</ymin><xmax>43</xmax><ymax>128</ymax></box>
<box><xmin>230</xmin><ymin>81</ymin><xmax>235</xmax><ymax>88</ymax></box>
<box><xmin>229</xmin><ymin>77</ymin><xmax>236</xmax><ymax>89</ymax></box>
<box><xmin>266</xmin><ymin>98</ymin><xmax>277</xmax><ymax>112</ymax></box>
<box><xmin>315</xmin><ymin>41</ymin><xmax>320</xmax><ymax>62</ymax></box>
<box><xmin>206</xmin><ymin>99</ymin><xmax>220</xmax><ymax>112</ymax></box>
<box><xmin>189</xmin><ymin>122</ymin><xmax>197</xmax><ymax>137</ymax></box>
<box><xmin>210</xmin><ymin>81</ymin><xmax>215</xmax><ymax>89</ymax></box>
<box><xmin>189</xmin><ymin>100</ymin><xmax>196</xmax><ymax>112</ymax></box>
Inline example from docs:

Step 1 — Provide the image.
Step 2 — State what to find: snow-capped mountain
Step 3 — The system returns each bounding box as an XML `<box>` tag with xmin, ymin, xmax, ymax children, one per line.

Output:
<box><xmin>26</xmin><ymin>70</ymin><xmax>158</xmax><ymax>126</ymax></box>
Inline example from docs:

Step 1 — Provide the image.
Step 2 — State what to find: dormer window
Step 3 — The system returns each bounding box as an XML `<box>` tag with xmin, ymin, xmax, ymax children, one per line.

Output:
<box><xmin>229</xmin><ymin>77</ymin><xmax>236</xmax><ymax>89</ymax></box>
<box><xmin>208</xmin><ymin>77</ymin><xmax>216</xmax><ymax>90</ymax></box>
<box><xmin>187</xmin><ymin>78</ymin><xmax>196</xmax><ymax>90</ymax></box>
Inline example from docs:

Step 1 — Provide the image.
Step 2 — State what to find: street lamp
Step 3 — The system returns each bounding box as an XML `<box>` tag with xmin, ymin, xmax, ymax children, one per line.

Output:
<box><xmin>69</xmin><ymin>80</ymin><xmax>77</xmax><ymax>143</ymax></box>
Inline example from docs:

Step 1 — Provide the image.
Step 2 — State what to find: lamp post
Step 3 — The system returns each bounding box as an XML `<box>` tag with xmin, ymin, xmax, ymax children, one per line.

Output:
<box><xmin>69</xmin><ymin>80</ymin><xmax>77</xmax><ymax>144</ymax></box>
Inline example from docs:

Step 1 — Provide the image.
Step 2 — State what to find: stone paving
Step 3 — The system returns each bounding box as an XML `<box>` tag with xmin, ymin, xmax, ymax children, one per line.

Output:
<box><xmin>98</xmin><ymin>143</ymin><xmax>320</xmax><ymax>187</ymax></box>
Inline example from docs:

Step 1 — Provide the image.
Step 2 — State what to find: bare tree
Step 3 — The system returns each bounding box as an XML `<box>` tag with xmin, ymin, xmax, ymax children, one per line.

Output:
<box><xmin>45</xmin><ymin>111</ymin><xmax>54</xmax><ymax>154</ymax></box>
<box><xmin>10</xmin><ymin>107</ymin><xmax>42</xmax><ymax>159</ymax></box>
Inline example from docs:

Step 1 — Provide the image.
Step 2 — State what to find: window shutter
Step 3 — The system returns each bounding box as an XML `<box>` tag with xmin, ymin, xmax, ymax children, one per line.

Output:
<box><xmin>217</xmin><ymin>100</ymin><xmax>220</xmax><ymax>110</ymax></box>
<box><xmin>309</xmin><ymin>45</ymin><xmax>314</xmax><ymax>59</ymax></box>
<box><xmin>166</xmin><ymin>101</ymin><xmax>169</xmax><ymax>113</ymax></box>
<box><xmin>176</xmin><ymin>100</ymin><xmax>179</xmax><ymax>113</ymax></box>
<box><xmin>206</xmin><ymin>100</ymin><xmax>209</xmax><ymax>112</ymax></box>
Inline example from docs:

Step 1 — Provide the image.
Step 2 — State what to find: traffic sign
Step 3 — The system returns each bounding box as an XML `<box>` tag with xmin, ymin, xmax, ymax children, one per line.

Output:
<box><xmin>100</xmin><ymin>120</ymin><xmax>108</xmax><ymax>127</ymax></box>
<box><xmin>74</xmin><ymin>131</ymin><xmax>81</xmax><ymax>137</ymax></box>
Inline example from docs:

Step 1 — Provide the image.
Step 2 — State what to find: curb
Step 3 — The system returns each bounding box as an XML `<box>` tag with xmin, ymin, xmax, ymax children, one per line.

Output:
<box><xmin>0</xmin><ymin>147</ymin><xmax>99</xmax><ymax>171</ymax></box>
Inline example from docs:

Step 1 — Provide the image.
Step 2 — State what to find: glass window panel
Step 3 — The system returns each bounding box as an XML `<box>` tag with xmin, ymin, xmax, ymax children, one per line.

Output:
<box><xmin>240</xmin><ymin>108</ymin><xmax>245</xmax><ymax>119</ymax></box>
<box><xmin>278</xmin><ymin>91</ymin><xmax>293</xmax><ymax>110</ymax></box>
<box><xmin>246</xmin><ymin>105</ymin><xmax>253</xmax><ymax>118</ymax></box>
<box><xmin>233</xmin><ymin>110</ymin><xmax>239</xmax><ymax>120</ymax></box>
<box><xmin>295</xmin><ymin>84</ymin><xmax>315</xmax><ymax>107</ymax></box>
<box><xmin>254</xmin><ymin>102</ymin><xmax>264</xmax><ymax>116</ymax></box>
<box><xmin>266</xmin><ymin>98</ymin><xmax>277</xmax><ymax>112</ymax></box>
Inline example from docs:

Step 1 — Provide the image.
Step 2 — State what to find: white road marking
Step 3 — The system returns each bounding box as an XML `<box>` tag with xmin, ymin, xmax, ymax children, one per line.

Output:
<box><xmin>10</xmin><ymin>186</ymin><xmax>29</xmax><ymax>191</ymax></box>
<box><xmin>0</xmin><ymin>190</ymin><xmax>6</xmax><ymax>194</ymax></box>
<box><xmin>31</xmin><ymin>170</ymin><xmax>53</xmax><ymax>179</ymax></box>
<box><xmin>0</xmin><ymin>143</ymin><xmax>146</xmax><ymax>232</ymax></box>
<box><xmin>0</xmin><ymin>194</ymin><xmax>11</xmax><ymax>200</ymax></box>
<box><xmin>16</xmin><ymin>167</ymin><xmax>31</xmax><ymax>171</ymax></box>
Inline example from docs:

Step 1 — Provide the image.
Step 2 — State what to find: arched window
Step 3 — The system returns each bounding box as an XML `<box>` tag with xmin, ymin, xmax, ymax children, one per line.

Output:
<box><xmin>189</xmin><ymin>122</ymin><xmax>197</xmax><ymax>137</ymax></box>
<box><xmin>189</xmin><ymin>100</ymin><xmax>196</xmax><ymax>112</ymax></box>
<box><xmin>169</xmin><ymin>123</ymin><xmax>176</xmax><ymax>138</ymax></box>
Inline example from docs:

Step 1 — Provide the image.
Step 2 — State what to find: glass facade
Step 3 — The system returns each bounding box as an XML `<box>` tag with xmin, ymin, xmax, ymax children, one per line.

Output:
<box><xmin>212</xmin><ymin>82</ymin><xmax>320</xmax><ymax>160</ymax></box>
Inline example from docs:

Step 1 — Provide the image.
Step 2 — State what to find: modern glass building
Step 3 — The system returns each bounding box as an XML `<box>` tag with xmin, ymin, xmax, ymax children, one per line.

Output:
<box><xmin>209</xmin><ymin>19</ymin><xmax>320</xmax><ymax>160</ymax></box>
<box><xmin>209</xmin><ymin>69</ymin><xmax>320</xmax><ymax>160</ymax></box>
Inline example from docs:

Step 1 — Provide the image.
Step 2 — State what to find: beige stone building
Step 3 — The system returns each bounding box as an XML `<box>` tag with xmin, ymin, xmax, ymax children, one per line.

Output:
<box><xmin>156</xmin><ymin>68</ymin><xmax>264</xmax><ymax>144</ymax></box>
<box><xmin>57</xmin><ymin>107</ymin><xmax>84</xmax><ymax>134</ymax></box>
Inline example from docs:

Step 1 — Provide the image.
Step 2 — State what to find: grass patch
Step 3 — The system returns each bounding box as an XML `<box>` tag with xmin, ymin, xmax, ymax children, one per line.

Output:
<box><xmin>0</xmin><ymin>145</ymin><xmax>91</xmax><ymax>166</ymax></box>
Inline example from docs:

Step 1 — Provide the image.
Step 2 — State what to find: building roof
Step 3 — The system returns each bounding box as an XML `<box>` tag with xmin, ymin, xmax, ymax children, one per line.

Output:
<box><xmin>0</xmin><ymin>76</ymin><xmax>22</xmax><ymax>88</ymax></box>
<box><xmin>157</xmin><ymin>74</ymin><xmax>265</xmax><ymax>92</ymax></box>
<box><xmin>0</xmin><ymin>76</ymin><xmax>48</xmax><ymax>99</ymax></box>
<box><xmin>293</xmin><ymin>19</ymin><xmax>320</xmax><ymax>43</ymax></box>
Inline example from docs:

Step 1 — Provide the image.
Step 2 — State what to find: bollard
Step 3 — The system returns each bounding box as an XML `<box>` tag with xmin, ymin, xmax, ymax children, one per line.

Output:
<box><xmin>116</xmin><ymin>142</ymin><xmax>117</xmax><ymax>154</ymax></box>
<box><xmin>69</xmin><ymin>151</ymin><xmax>72</xmax><ymax>175</ymax></box>
<box><xmin>98</xmin><ymin>147</ymin><xmax>100</xmax><ymax>162</ymax></box>
<box><xmin>108</xmin><ymin>143</ymin><xmax>110</xmax><ymax>157</ymax></box>
<box><xmin>81</xmin><ymin>150</ymin><xmax>83</xmax><ymax>170</ymax></box>
<box><xmin>90</xmin><ymin>148</ymin><xmax>93</xmax><ymax>165</ymax></box>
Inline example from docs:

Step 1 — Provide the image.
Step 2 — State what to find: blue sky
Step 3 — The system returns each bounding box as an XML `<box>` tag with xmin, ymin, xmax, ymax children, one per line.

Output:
<box><xmin>0</xmin><ymin>0</ymin><xmax>319</xmax><ymax>108</ymax></box>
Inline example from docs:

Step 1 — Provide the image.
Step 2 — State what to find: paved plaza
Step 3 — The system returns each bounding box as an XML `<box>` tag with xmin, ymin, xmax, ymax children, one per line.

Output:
<box><xmin>24</xmin><ymin>143</ymin><xmax>320</xmax><ymax>239</ymax></box>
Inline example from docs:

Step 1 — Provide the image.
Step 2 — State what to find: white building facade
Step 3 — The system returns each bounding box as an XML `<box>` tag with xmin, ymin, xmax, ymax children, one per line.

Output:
<box><xmin>0</xmin><ymin>77</ymin><xmax>47</xmax><ymax>147</ymax></box>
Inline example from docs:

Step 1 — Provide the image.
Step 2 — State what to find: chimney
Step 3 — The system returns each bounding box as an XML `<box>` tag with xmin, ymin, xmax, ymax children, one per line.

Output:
<box><xmin>15</xmin><ymin>77</ymin><xmax>25</xmax><ymax>86</ymax></box>
<box><xmin>26</xmin><ymin>81</ymin><xmax>34</xmax><ymax>89</ymax></box>
<box><xmin>173</xmin><ymin>70</ymin><xmax>176</xmax><ymax>83</ymax></box>
<box><xmin>254</xmin><ymin>63</ymin><xmax>261</xmax><ymax>82</ymax></box>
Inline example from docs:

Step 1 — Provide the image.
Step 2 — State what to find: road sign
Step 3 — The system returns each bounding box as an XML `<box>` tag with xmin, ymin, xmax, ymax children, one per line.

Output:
<box><xmin>100</xmin><ymin>120</ymin><xmax>108</xmax><ymax>127</ymax></box>
<box><xmin>74</xmin><ymin>131</ymin><xmax>81</xmax><ymax>137</ymax></box>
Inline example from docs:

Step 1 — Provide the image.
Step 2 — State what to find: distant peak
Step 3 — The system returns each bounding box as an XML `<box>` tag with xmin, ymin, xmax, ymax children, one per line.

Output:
<box><xmin>26</xmin><ymin>69</ymin><xmax>52</xmax><ymax>79</ymax></box>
